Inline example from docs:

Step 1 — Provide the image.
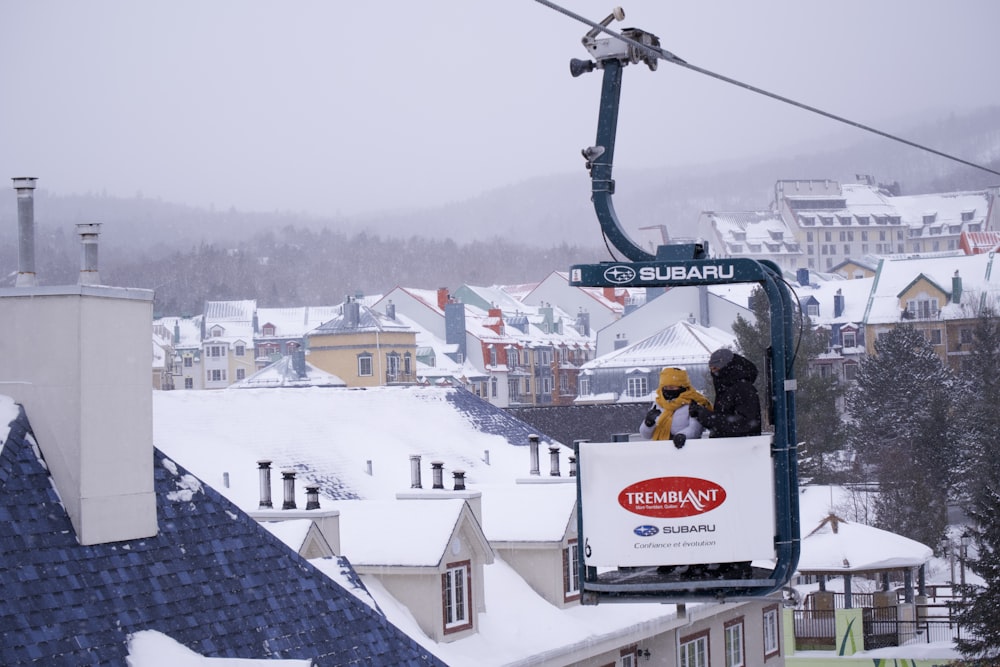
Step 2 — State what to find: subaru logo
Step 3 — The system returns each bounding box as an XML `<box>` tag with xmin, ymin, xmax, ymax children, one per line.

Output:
<box><xmin>603</xmin><ymin>265</ymin><xmax>636</xmax><ymax>284</ymax></box>
<box><xmin>633</xmin><ymin>525</ymin><xmax>659</xmax><ymax>537</ymax></box>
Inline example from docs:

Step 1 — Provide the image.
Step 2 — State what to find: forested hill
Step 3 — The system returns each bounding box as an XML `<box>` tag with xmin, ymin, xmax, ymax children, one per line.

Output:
<box><xmin>1</xmin><ymin>107</ymin><xmax>997</xmax><ymax>315</ymax></box>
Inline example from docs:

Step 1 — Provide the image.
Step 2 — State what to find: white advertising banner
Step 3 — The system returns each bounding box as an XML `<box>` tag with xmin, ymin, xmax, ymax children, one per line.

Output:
<box><xmin>579</xmin><ymin>436</ymin><xmax>775</xmax><ymax>567</ymax></box>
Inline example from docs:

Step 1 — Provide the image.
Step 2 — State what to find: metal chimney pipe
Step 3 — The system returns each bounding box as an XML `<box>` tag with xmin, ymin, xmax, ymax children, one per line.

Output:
<box><xmin>431</xmin><ymin>460</ymin><xmax>444</xmax><ymax>489</ymax></box>
<box><xmin>281</xmin><ymin>470</ymin><xmax>297</xmax><ymax>509</ymax></box>
<box><xmin>549</xmin><ymin>445</ymin><xmax>562</xmax><ymax>477</ymax></box>
<box><xmin>257</xmin><ymin>460</ymin><xmax>273</xmax><ymax>509</ymax></box>
<box><xmin>453</xmin><ymin>470</ymin><xmax>466</xmax><ymax>491</ymax></box>
<box><xmin>76</xmin><ymin>223</ymin><xmax>101</xmax><ymax>285</ymax></box>
<box><xmin>568</xmin><ymin>454</ymin><xmax>577</xmax><ymax>477</ymax></box>
<box><xmin>528</xmin><ymin>434</ymin><xmax>540</xmax><ymax>476</ymax></box>
<box><xmin>13</xmin><ymin>177</ymin><xmax>38</xmax><ymax>287</ymax></box>
<box><xmin>409</xmin><ymin>454</ymin><xmax>422</xmax><ymax>489</ymax></box>
<box><xmin>305</xmin><ymin>485</ymin><xmax>320</xmax><ymax>510</ymax></box>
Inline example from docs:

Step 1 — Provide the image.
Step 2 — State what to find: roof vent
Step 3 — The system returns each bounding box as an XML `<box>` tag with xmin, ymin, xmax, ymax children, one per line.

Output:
<box><xmin>281</xmin><ymin>470</ymin><xmax>297</xmax><ymax>510</ymax></box>
<box><xmin>257</xmin><ymin>460</ymin><xmax>274</xmax><ymax>509</ymax></box>
<box><xmin>528</xmin><ymin>434</ymin><xmax>540</xmax><ymax>476</ymax></box>
<box><xmin>13</xmin><ymin>177</ymin><xmax>38</xmax><ymax>287</ymax></box>
<box><xmin>305</xmin><ymin>485</ymin><xmax>320</xmax><ymax>510</ymax></box>
<box><xmin>409</xmin><ymin>454</ymin><xmax>422</xmax><ymax>489</ymax></box>
<box><xmin>452</xmin><ymin>470</ymin><xmax>466</xmax><ymax>491</ymax></box>
<box><xmin>76</xmin><ymin>223</ymin><xmax>101</xmax><ymax>285</ymax></box>
<box><xmin>431</xmin><ymin>460</ymin><xmax>445</xmax><ymax>489</ymax></box>
<box><xmin>548</xmin><ymin>445</ymin><xmax>562</xmax><ymax>477</ymax></box>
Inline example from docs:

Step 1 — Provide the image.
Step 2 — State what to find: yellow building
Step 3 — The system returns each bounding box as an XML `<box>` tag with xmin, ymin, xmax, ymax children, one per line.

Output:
<box><xmin>306</xmin><ymin>298</ymin><xmax>417</xmax><ymax>388</ymax></box>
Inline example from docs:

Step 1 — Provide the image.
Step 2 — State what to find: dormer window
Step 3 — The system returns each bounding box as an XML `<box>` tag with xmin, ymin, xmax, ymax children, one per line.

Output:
<box><xmin>210</xmin><ymin>325</ymin><xmax>225</xmax><ymax>337</ymax></box>
<box><xmin>807</xmin><ymin>303</ymin><xmax>820</xmax><ymax>318</ymax></box>
<box><xmin>923</xmin><ymin>213</ymin><xmax>937</xmax><ymax>224</ymax></box>
<box><xmin>820</xmin><ymin>216</ymin><xmax>834</xmax><ymax>226</ymax></box>
<box><xmin>262</xmin><ymin>324</ymin><xmax>276</xmax><ymax>336</ymax></box>
<box><xmin>962</xmin><ymin>210</ymin><xmax>975</xmax><ymax>222</ymax></box>
<box><xmin>856</xmin><ymin>216</ymin><xmax>869</xmax><ymax>225</ymax></box>
<box><xmin>838</xmin><ymin>216</ymin><xmax>852</xmax><ymax>225</ymax></box>
<box><xmin>842</xmin><ymin>330</ymin><xmax>856</xmax><ymax>348</ymax></box>
<box><xmin>732</xmin><ymin>231</ymin><xmax>747</xmax><ymax>241</ymax></box>
<box><xmin>563</xmin><ymin>540</ymin><xmax>581</xmax><ymax>602</ymax></box>
<box><xmin>799</xmin><ymin>216</ymin><xmax>815</xmax><ymax>226</ymax></box>
<box><xmin>768</xmin><ymin>230</ymin><xmax>784</xmax><ymax>241</ymax></box>
<box><xmin>442</xmin><ymin>561</ymin><xmax>472</xmax><ymax>634</ymax></box>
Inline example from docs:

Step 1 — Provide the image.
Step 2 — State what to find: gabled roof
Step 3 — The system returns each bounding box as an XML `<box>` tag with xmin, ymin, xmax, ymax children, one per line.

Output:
<box><xmin>0</xmin><ymin>401</ymin><xmax>443</xmax><ymax>666</ymax></box>
<box><xmin>580</xmin><ymin>320</ymin><xmax>736</xmax><ymax>371</ymax></box>
<box><xmin>311</xmin><ymin>302</ymin><xmax>415</xmax><ymax>335</ymax></box>
<box><xmin>334</xmin><ymin>498</ymin><xmax>493</xmax><ymax>568</ymax></box>
<box><xmin>479</xmin><ymin>482</ymin><xmax>576</xmax><ymax>544</ymax></box>
<box><xmin>233</xmin><ymin>356</ymin><xmax>347</xmax><ymax>389</ymax></box>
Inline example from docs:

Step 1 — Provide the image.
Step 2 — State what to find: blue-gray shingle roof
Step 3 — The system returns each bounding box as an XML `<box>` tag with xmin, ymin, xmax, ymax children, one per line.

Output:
<box><xmin>0</xmin><ymin>404</ymin><xmax>445</xmax><ymax>666</ymax></box>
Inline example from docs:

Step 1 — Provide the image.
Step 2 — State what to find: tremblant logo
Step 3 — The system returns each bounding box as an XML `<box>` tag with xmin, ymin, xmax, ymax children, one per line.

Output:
<box><xmin>618</xmin><ymin>477</ymin><xmax>727</xmax><ymax>518</ymax></box>
<box><xmin>603</xmin><ymin>265</ymin><xmax>636</xmax><ymax>284</ymax></box>
<box><xmin>633</xmin><ymin>525</ymin><xmax>659</xmax><ymax>537</ymax></box>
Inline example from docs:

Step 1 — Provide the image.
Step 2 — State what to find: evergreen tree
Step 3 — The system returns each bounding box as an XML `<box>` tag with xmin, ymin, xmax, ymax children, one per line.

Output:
<box><xmin>731</xmin><ymin>287</ymin><xmax>845</xmax><ymax>483</ymax></box>
<box><xmin>953</xmin><ymin>309</ymin><xmax>1000</xmax><ymax>661</ymax></box>
<box><xmin>844</xmin><ymin>324</ymin><xmax>960</xmax><ymax>547</ymax></box>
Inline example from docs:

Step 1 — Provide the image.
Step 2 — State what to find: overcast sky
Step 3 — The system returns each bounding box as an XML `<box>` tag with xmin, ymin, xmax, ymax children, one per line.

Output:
<box><xmin>2</xmin><ymin>1</ymin><xmax>998</xmax><ymax>218</ymax></box>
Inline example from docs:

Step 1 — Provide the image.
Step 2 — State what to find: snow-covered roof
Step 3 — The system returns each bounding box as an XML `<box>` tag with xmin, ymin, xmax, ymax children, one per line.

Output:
<box><xmin>581</xmin><ymin>320</ymin><xmax>736</xmax><ymax>370</ymax></box>
<box><xmin>479</xmin><ymin>482</ymin><xmax>576</xmax><ymax>543</ymax></box>
<box><xmin>232</xmin><ymin>356</ymin><xmax>346</xmax><ymax>389</ymax></box>
<box><xmin>864</xmin><ymin>252</ymin><xmax>1000</xmax><ymax>324</ymax></box>
<box><xmin>257</xmin><ymin>306</ymin><xmax>342</xmax><ymax>337</ymax></box>
<box><xmin>797</xmin><ymin>514</ymin><xmax>933</xmax><ymax>573</ymax></box>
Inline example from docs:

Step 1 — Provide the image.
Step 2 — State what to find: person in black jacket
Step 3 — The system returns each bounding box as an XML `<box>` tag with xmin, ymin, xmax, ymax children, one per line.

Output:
<box><xmin>688</xmin><ymin>348</ymin><xmax>761</xmax><ymax>438</ymax></box>
<box><xmin>686</xmin><ymin>348</ymin><xmax>761</xmax><ymax>580</ymax></box>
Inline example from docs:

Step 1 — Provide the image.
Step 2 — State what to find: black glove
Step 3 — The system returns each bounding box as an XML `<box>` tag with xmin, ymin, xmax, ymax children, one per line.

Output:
<box><xmin>688</xmin><ymin>403</ymin><xmax>703</xmax><ymax>422</ymax></box>
<box><xmin>673</xmin><ymin>433</ymin><xmax>686</xmax><ymax>449</ymax></box>
<box><xmin>644</xmin><ymin>407</ymin><xmax>661</xmax><ymax>427</ymax></box>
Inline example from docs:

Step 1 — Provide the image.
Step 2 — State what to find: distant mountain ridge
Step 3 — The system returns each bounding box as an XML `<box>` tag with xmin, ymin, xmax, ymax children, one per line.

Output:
<box><xmin>1</xmin><ymin>107</ymin><xmax>997</xmax><ymax>254</ymax></box>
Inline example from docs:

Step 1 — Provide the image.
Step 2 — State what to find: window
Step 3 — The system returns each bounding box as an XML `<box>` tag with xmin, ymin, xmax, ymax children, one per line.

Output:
<box><xmin>236</xmin><ymin>368</ymin><xmax>245</xmax><ymax>380</ymax></box>
<box><xmin>358</xmin><ymin>353</ymin><xmax>373</xmax><ymax>377</ymax></box>
<box><xmin>907</xmin><ymin>298</ymin><xmax>939</xmax><ymax>319</ymax></box>
<box><xmin>404</xmin><ymin>352</ymin><xmax>412</xmax><ymax>374</ymax></box>
<box><xmin>489</xmin><ymin>346</ymin><xmax>497</xmax><ymax>366</ymax></box>
<box><xmin>626</xmin><ymin>376</ymin><xmax>647</xmax><ymax>398</ymax></box>
<box><xmin>386</xmin><ymin>353</ymin><xmax>400</xmax><ymax>379</ymax></box>
<box><xmin>208</xmin><ymin>345</ymin><xmax>224</xmax><ymax>357</ymax></box>
<box><xmin>844</xmin><ymin>363</ymin><xmax>858</xmax><ymax>381</ymax></box>
<box><xmin>679</xmin><ymin>629</ymin><xmax>709</xmax><ymax>667</ymax></box>
<box><xmin>842</xmin><ymin>330</ymin><xmax>856</xmax><ymax>348</ymax></box>
<box><xmin>235</xmin><ymin>344</ymin><xmax>245</xmax><ymax>357</ymax></box>
<box><xmin>807</xmin><ymin>303</ymin><xmax>819</xmax><ymax>318</ymax></box>
<box><xmin>619</xmin><ymin>648</ymin><xmax>638</xmax><ymax>667</ymax></box>
<box><xmin>208</xmin><ymin>369</ymin><xmax>226</xmax><ymax>382</ymax></box>
<box><xmin>184</xmin><ymin>377</ymin><xmax>193</xmax><ymax>389</ymax></box>
<box><xmin>962</xmin><ymin>210</ymin><xmax>975</xmax><ymax>222</ymax></box>
<box><xmin>563</xmin><ymin>540</ymin><xmax>580</xmax><ymax>601</ymax></box>
<box><xmin>725</xmin><ymin>619</ymin><xmax>745</xmax><ymax>667</ymax></box>
<box><xmin>579</xmin><ymin>377</ymin><xmax>590</xmax><ymax>395</ymax></box>
<box><xmin>262</xmin><ymin>324</ymin><xmax>276</xmax><ymax>336</ymax></box>
<box><xmin>183</xmin><ymin>356</ymin><xmax>193</xmax><ymax>368</ymax></box>
<box><xmin>928</xmin><ymin>329</ymin><xmax>942</xmax><ymax>345</ymax></box>
<box><xmin>763</xmin><ymin>605</ymin><xmax>780</xmax><ymax>658</ymax></box>
<box><xmin>442</xmin><ymin>561</ymin><xmax>472</xmax><ymax>633</ymax></box>
<box><xmin>491</xmin><ymin>376</ymin><xmax>498</xmax><ymax>398</ymax></box>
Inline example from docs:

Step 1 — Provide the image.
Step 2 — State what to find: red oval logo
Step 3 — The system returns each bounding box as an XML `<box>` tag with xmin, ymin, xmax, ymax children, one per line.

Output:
<box><xmin>618</xmin><ymin>477</ymin><xmax>727</xmax><ymax>518</ymax></box>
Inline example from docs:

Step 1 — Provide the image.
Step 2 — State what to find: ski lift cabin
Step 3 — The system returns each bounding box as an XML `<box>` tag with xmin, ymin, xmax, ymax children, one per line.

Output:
<box><xmin>556</xmin><ymin>7</ymin><xmax>801</xmax><ymax>603</ymax></box>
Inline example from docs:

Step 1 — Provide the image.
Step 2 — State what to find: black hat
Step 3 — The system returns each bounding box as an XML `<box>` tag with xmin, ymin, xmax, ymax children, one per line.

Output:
<box><xmin>709</xmin><ymin>348</ymin><xmax>734</xmax><ymax>369</ymax></box>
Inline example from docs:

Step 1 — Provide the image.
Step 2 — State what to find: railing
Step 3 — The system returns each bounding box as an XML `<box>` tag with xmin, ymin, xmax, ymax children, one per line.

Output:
<box><xmin>792</xmin><ymin>610</ymin><xmax>835</xmax><ymax>650</ymax></box>
<box><xmin>794</xmin><ymin>609</ymin><xmax>975</xmax><ymax>651</ymax></box>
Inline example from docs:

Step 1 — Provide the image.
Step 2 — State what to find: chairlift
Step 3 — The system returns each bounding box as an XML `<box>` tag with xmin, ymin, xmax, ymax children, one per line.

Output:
<box><xmin>561</xmin><ymin>7</ymin><xmax>801</xmax><ymax>603</ymax></box>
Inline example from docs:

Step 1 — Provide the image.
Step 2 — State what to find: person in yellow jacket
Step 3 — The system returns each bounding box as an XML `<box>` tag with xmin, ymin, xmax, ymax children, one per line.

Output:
<box><xmin>638</xmin><ymin>367</ymin><xmax>712</xmax><ymax>448</ymax></box>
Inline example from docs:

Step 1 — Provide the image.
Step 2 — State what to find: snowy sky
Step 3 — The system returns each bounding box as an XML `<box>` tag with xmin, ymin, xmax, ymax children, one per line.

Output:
<box><xmin>2</xmin><ymin>1</ymin><xmax>999</xmax><ymax>218</ymax></box>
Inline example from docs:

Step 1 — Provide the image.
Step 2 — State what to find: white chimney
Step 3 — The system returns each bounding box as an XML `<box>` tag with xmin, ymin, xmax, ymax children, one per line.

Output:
<box><xmin>1</xmin><ymin>178</ymin><xmax>156</xmax><ymax>544</ymax></box>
